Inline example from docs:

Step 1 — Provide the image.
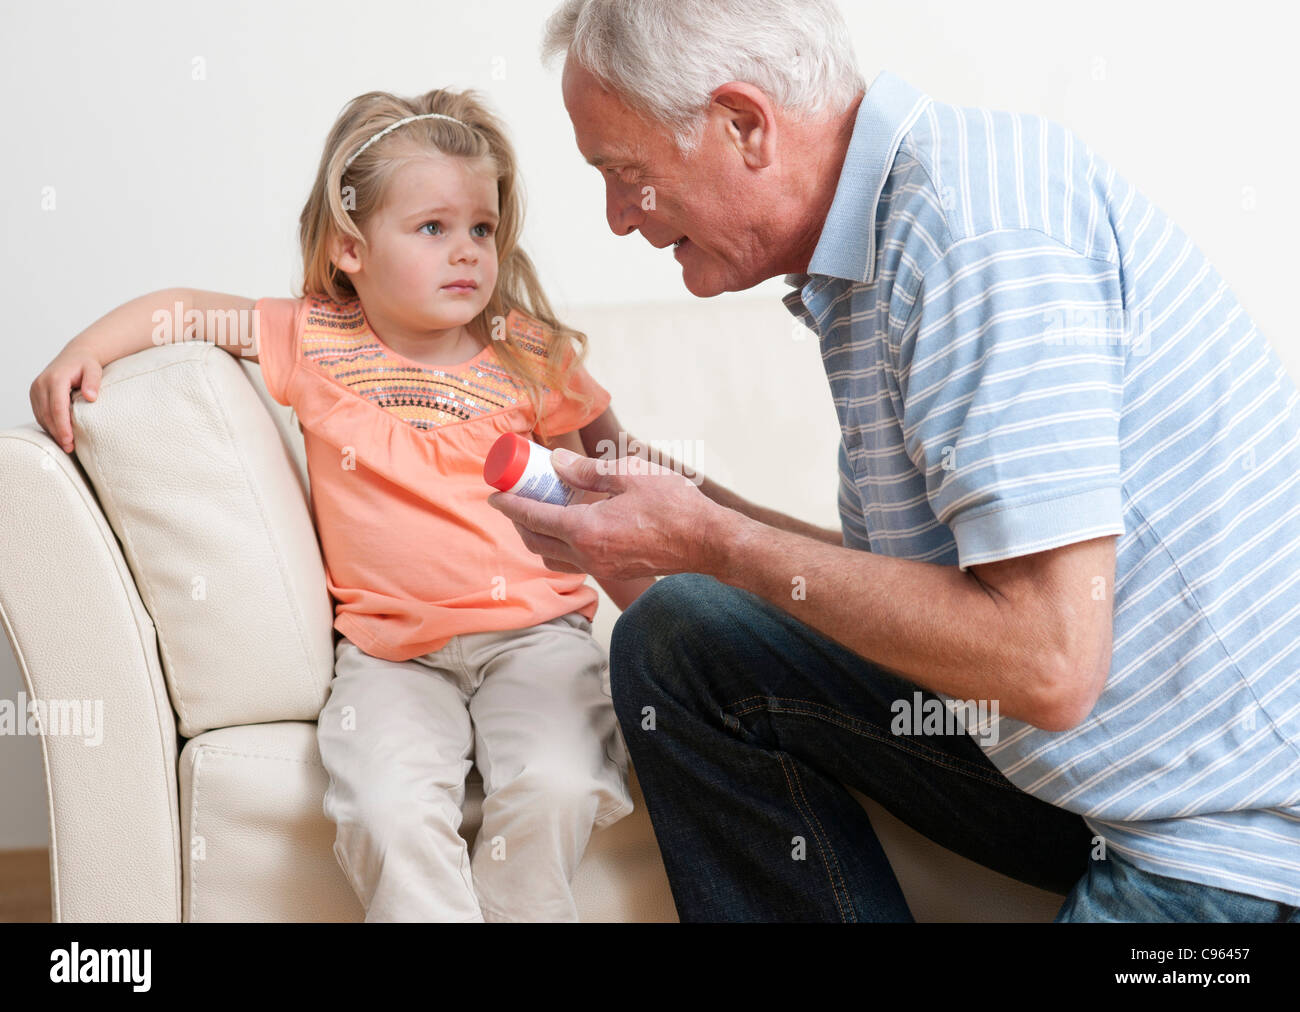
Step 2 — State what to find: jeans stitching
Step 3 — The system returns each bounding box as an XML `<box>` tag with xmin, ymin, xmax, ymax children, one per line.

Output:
<box><xmin>721</xmin><ymin>699</ymin><xmax>853</xmax><ymax>920</ymax></box>
<box><xmin>723</xmin><ymin>694</ymin><xmax>1020</xmax><ymax>792</ymax></box>
<box><xmin>775</xmin><ymin>752</ymin><xmax>853</xmax><ymax>922</ymax></box>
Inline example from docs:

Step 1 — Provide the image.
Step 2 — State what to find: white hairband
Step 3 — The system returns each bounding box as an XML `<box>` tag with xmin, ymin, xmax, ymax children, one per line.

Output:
<box><xmin>342</xmin><ymin>112</ymin><xmax>471</xmax><ymax>172</ymax></box>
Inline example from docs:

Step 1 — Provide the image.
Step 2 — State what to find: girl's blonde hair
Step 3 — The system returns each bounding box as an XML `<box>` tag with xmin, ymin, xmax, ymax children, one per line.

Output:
<box><xmin>296</xmin><ymin>87</ymin><xmax>593</xmax><ymax>438</ymax></box>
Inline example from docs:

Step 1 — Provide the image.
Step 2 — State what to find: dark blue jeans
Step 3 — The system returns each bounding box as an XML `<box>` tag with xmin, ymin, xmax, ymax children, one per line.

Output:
<box><xmin>609</xmin><ymin>572</ymin><xmax>1298</xmax><ymax>923</ymax></box>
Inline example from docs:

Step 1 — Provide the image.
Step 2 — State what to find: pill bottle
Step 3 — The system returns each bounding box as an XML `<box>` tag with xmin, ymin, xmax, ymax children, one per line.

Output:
<box><xmin>484</xmin><ymin>431</ymin><xmax>582</xmax><ymax>506</ymax></box>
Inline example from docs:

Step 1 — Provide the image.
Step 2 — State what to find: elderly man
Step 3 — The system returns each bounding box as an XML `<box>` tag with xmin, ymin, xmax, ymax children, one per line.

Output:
<box><xmin>486</xmin><ymin>0</ymin><xmax>1300</xmax><ymax>922</ymax></box>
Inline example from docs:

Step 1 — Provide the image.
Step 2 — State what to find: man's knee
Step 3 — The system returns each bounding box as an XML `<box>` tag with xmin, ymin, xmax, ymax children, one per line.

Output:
<box><xmin>609</xmin><ymin>572</ymin><xmax>741</xmax><ymax>703</ymax></box>
<box><xmin>611</xmin><ymin>571</ymin><xmax>737</xmax><ymax>653</ymax></box>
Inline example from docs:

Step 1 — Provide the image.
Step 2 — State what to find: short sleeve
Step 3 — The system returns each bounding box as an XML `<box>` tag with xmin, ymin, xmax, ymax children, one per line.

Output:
<box><xmin>535</xmin><ymin>348</ymin><xmax>611</xmax><ymax>440</ymax></box>
<box><xmin>506</xmin><ymin>309</ymin><xmax>611</xmax><ymax>440</ymax></box>
<box><xmin>898</xmin><ymin>230</ymin><xmax>1128</xmax><ymax>570</ymax></box>
<box><xmin>252</xmin><ymin>296</ymin><xmax>304</xmax><ymax>407</ymax></box>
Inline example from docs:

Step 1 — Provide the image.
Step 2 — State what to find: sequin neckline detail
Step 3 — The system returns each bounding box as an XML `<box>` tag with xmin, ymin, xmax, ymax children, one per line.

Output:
<box><xmin>299</xmin><ymin>297</ymin><xmax>527</xmax><ymax>431</ymax></box>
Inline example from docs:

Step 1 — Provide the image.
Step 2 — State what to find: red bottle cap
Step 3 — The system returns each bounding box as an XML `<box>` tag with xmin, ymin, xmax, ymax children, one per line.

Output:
<box><xmin>484</xmin><ymin>432</ymin><xmax>531</xmax><ymax>491</ymax></box>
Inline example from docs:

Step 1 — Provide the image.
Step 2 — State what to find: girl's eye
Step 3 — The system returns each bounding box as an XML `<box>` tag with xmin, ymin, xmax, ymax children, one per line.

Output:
<box><xmin>419</xmin><ymin>221</ymin><xmax>494</xmax><ymax>237</ymax></box>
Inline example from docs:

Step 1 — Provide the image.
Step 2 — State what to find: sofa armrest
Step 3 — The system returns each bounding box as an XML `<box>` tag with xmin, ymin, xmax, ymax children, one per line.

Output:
<box><xmin>0</xmin><ymin>424</ymin><xmax>181</xmax><ymax>921</ymax></box>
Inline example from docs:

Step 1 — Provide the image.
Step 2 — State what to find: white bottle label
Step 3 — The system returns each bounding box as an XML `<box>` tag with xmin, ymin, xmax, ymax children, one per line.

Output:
<box><xmin>505</xmin><ymin>442</ymin><xmax>581</xmax><ymax>506</ymax></box>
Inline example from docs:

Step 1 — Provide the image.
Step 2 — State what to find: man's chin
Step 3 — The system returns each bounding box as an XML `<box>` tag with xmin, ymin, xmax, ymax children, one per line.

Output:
<box><xmin>678</xmin><ymin>258</ymin><xmax>726</xmax><ymax>298</ymax></box>
<box><xmin>681</xmin><ymin>265</ymin><xmax>748</xmax><ymax>299</ymax></box>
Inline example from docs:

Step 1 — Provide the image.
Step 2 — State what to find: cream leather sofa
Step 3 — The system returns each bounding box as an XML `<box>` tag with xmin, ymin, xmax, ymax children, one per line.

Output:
<box><xmin>0</xmin><ymin>296</ymin><xmax>1068</xmax><ymax>922</ymax></box>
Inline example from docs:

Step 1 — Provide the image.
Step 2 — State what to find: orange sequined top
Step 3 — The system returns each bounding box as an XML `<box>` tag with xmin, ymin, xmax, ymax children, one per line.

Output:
<box><xmin>252</xmin><ymin>294</ymin><xmax>610</xmax><ymax>662</ymax></box>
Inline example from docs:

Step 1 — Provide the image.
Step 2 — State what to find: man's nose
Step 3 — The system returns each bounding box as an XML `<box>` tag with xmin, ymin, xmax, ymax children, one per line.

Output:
<box><xmin>605</xmin><ymin>177</ymin><xmax>645</xmax><ymax>236</ymax></box>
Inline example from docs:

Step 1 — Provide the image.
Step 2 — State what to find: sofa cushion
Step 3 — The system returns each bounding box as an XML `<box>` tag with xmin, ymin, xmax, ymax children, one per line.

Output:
<box><xmin>70</xmin><ymin>341</ymin><xmax>335</xmax><ymax>737</ymax></box>
<box><xmin>177</xmin><ymin>721</ymin><xmax>677</xmax><ymax>921</ymax></box>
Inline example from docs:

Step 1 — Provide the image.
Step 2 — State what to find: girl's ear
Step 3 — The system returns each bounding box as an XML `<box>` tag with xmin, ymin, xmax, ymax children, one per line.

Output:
<box><xmin>330</xmin><ymin>232</ymin><xmax>364</xmax><ymax>275</ymax></box>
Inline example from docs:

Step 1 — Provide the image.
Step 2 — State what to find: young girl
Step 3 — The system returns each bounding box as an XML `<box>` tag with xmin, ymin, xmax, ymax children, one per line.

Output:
<box><xmin>29</xmin><ymin>86</ymin><xmax>655</xmax><ymax>922</ymax></box>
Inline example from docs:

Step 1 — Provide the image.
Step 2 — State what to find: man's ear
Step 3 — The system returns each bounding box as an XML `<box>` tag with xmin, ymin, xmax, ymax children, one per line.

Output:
<box><xmin>709</xmin><ymin>81</ymin><xmax>775</xmax><ymax>170</ymax></box>
<box><xmin>330</xmin><ymin>231</ymin><xmax>365</xmax><ymax>276</ymax></box>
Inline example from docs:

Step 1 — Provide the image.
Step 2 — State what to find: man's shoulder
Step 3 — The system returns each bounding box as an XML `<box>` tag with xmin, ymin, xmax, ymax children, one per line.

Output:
<box><xmin>893</xmin><ymin>99</ymin><xmax>1119</xmax><ymax>271</ymax></box>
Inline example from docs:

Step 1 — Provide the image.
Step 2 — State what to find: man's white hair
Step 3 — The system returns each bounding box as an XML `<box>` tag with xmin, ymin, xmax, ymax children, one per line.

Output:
<box><xmin>541</xmin><ymin>0</ymin><xmax>867</xmax><ymax>156</ymax></box>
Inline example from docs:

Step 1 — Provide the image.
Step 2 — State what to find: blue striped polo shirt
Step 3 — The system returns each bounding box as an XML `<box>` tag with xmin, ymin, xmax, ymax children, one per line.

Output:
<box><xmin>782</xmin><ymin>69</ymin><xmax>1300</xmax><ymax>907</ymax></box>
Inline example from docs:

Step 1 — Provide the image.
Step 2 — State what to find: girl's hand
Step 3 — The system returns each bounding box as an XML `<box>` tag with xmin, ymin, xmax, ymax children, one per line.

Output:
<box><xmin>30</xmin><ymin>347</ymin><xmax>103</xmax><ymax>453</ymax></box>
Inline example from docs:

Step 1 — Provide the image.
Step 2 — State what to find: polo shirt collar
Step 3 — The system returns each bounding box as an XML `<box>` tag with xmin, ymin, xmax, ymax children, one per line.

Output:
<box><xmin>783</xmin><ymin>69</ymin><xmax>932</xmax><ymax>290</ymax></box>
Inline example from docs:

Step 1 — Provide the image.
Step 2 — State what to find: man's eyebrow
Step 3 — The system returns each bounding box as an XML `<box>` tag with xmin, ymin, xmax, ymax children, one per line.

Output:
<box><xmin>404</xmin><ymin>205</ymin><xmax>500</xmax><ymax>222</ymax></box>
<box><xmin>585</xmin><ymin>153</ymin><xmax>642</xmax><ymax>170</ymax></box>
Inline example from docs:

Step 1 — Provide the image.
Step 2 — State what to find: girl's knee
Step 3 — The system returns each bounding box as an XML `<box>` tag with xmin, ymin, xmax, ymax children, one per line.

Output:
<box><xmin>330</xmin><ymin>782</ymin><xmax>465</xmax><ymax>847</ymax></box>
<box><xmin>484</xmin><ymin>762</ymin><xmax>611</xmax><ymax>820</ymax></box>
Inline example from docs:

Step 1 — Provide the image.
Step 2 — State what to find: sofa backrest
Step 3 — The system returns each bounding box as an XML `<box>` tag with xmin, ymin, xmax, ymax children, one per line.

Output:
<box><xmin>70</xmin><ymin>341</ymin><xmax>335</xmax><ymax>738</ymax></box>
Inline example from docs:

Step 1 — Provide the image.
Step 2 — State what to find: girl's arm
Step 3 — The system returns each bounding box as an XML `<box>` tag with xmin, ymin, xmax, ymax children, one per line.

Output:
<box><xmin>580</xmin><ymin>403</ymin><xmax>844</xmax><ymax>547</ymax></box>
<box><xmin>30</xmin><ymin>288</ymin><xmax>257</xmax><ymax>453</ymax></box>
<box><xmin>533</xmin><ymin>426</ymin><xmax>656</xmax><ymax>611</ymax></box>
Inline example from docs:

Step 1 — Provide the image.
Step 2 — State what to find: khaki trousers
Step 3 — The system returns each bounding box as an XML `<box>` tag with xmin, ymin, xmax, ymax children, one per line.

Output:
<box><xmin>317</xmin><ymin>611</ymin><xmax>634</xmax><ymax>922</ymax></box>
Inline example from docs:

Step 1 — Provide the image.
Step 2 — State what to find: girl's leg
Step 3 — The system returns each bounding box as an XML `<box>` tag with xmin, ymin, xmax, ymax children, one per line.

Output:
<box><xmin>317</xmin><ymin>637</ymin><xmax>482</xmax><ymax>922</ymax></box>
<box><xmin>463</xmin><ymin>614</ymin><xmax>633</xmax><ymax>922</ymax></box>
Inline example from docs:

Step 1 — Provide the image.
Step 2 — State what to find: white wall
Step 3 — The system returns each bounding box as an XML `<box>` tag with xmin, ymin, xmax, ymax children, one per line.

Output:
<box><xmin>1</xmin><ymin>0</ymin><xmax>1296</xmax><ymax>848</ymax></box>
